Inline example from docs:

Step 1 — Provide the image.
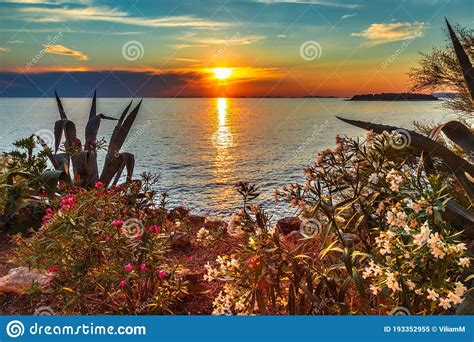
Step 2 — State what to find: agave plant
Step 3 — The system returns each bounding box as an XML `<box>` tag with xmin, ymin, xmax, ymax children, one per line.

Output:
<box><xmin>338</xmin><ymin>19</ymin><xmax>473</xmax><ymax>236</ymax></box>
<box><xmin>39</xmin><ymin>91</ymin><xmax>142</xmax><ymax>190</ymax></box>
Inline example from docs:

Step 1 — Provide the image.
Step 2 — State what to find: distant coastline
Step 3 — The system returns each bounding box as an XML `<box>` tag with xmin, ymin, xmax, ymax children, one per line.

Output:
<box><xmin>349</xmin><ymin>93</ymin><xmax>438</xmax><ymax>101</ymax></box>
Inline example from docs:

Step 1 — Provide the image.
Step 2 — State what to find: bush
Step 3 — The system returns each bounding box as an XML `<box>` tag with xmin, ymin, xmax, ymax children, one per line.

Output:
<box><xmin>15</xmin><ymin>177</ymin><xmax>188</xmax><ymax>314</ymax></box>
<box><xmin>0</xmin><ymin>137</ymin><xmax>50</xmax><ymax>233</ymax></box>
<box><xmin>205</xmin><ymin>132</ymin><xmax>471</xmax><ymax>315</ymax></box>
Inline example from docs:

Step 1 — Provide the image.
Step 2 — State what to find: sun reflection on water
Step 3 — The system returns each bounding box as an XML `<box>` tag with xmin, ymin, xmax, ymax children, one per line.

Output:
<box><xmin>211</xmin><ymin>98</ymin><xmax>235</xmax><ymax>203</ymax></box>
<box><xmin>213</xmin><ymin>97</ymin><xmax>233</xmax><ymax>148</ymax></box>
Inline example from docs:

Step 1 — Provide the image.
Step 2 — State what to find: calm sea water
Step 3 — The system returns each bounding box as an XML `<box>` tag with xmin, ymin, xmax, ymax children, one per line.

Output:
<box><xmin>0</xmin><ymin>98</ymin><xmax>455</xmax><ymax>218</ymax></box>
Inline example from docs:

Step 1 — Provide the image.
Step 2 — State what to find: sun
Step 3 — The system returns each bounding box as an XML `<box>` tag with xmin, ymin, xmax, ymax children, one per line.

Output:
<box><xmin>213</xmin><ymin>68</ymin><xmax>232</xmax><ymax>80</ymax></box>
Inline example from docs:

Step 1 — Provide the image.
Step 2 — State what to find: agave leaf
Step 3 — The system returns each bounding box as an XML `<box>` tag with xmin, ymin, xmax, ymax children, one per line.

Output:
<box><xmin>100</xmin><ymin>100</ymin><xmax>141</xmax><ymax>186</ymax></box>
<box><xmin>72</xmin><ymin>150</ymin><xmax>98</xmax><ymax>188</ymax></box>
<box><xmin>85</xmin><ymin>115</ymin><xmax>109</xmax><ymax>150</ymax></box>
<box><xmin>445</xmin><ymin>19</ymin><xmax>474</xmax><ymax>100</ymax></box>
<box><xmin>53</xmin><ymin>153</ymin><xmax>71</xmax><ymax>177</ymax></box>
<box><xmin>336</xmin><ymin>116</ymin><xmax>474</xmax><ymax>199</ymax></box>
<box><xmin>54</xmin><ymin>90</ymin><xmax>67</xmax><ymax>119</ymax></box>
<box><xmin>107</xmin><ymin>100</ymin><xmax>142</xmax><ymax>158</ymax></box>
<box><xmin>89</xmin><ymin>89</ymin><xmax>97</xmax><ymax>120</ymax></box>
<box><xmin>112</xmin><ymin>152</ymin><xmax>135</xmax><ymax>185</ymax></box>
<box><xmin>445</xmin><ymin>199</ymin><xmax>474</xmax><ymax>239</ymax></box>
<box><xmin>430</xmin><ymin>121</ymin><xmax>474</xmax><ymax>161</ymax></box>
<box><xmin>99</xmin><ymin>153</ymin><xmax>124</xmax><ymax>187</ymax></box>
<box><xmin>41</xmin><ymin>170</ymin><xmax>68</xmax><ymax>196</ymax></box>
<box><xmin>54</xmin><ymin>119</ymin><xmax>78</xmax><ymax>153</ymax></box>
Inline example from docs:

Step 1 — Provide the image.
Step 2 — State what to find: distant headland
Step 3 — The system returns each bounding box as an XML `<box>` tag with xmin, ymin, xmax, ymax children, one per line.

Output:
<box><xmin>349</xmin><ymin>93</ymin><xmax>438</xmax><ymax>101</ymax></box>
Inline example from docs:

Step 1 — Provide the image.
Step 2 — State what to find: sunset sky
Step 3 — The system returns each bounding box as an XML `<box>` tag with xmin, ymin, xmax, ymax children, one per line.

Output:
<box><xmin>0</xmin><ymin>0</ymin><xmax>472</xmax><ymax>97</ymax></box>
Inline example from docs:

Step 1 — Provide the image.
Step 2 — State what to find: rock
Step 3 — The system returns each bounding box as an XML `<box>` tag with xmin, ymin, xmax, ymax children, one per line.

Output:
<box><xmin>0</xmin><ymin>267</ymin><xmax>51</xmax><ymax>294</ymax></box>
<box><xmin>204</xmin><ymin>220</ymin><xmax>226</xmax><ymax>231</ymax></box>
<box><xmin>182</xmin><ymin>273</ymin><xmax>207</xmax><ymax>294</ymax></box>
<box><xmin>167</xmin><ymin>206</ymin><xmax>190</xmax><ymax>222</ymax></box>
<box><xmin>280</xmin><ymin>230</ymin><xmax>304</xmax><ymax>248</ymax></box>
<box><xmin>170</xmin><ymin>233</ymin><xmax>192</xmax><ymax>250</ymax></box>
<box><xmin>277</xmin><ymin>217</ymin><xmax>302</xmax><ymax>235</ymax></box>
<box><xmin>183</xmin><ymin>215</ymin><xmax>206</xmax><ymax>229</ymax></box>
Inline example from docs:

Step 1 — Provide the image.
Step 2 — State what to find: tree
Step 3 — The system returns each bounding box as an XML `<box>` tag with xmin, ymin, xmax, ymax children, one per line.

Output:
<box><xmin>409</xmin><ymin>22</ymin><xmax>473</xmax><ymax>116</ymax></box>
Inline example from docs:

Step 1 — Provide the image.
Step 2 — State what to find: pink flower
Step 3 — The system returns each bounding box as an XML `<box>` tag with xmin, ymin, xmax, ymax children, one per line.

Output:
<box><xmin>105</xmin><ymin>236</ymin><xmax>111</xmax><ymax>242</ymax></box>
<box><xmin>158</xmin><ymin>270</ymin><xmax>166</xmax><ymax>279</ymax></box>
<box><xmin>111</xmin><ymin>220</ymin><xmax>124</xmax><ymax>227</ymax></box>
<box><xmin>124</xmin><ymin>264</ymin><xmax>133</xmax><ymax>272</ymax></box>
<box><xmin>42</xmin><ymin>208</ymin><xmax>55</xmax><ymax>223</ymax></box>
<box><xmin>60</xmin><ymin>194</ymin><xmax>76</xmax><ymax>210</ymax></box>
<box><xmin>119</xmin><ymin>280</ymin><xmax>126</xmax><ymax>288</ymax></box>
<box><xmin>95</xmin><ymin>181</ymin><xmax>105</xmax><ymax>189</ymax></box>
<box><xmin>147</xmin><ymin>225</ymin><xmax>161</xmax><ymax>233</ymax></box>
<box><xmin>140</xmin><ymin>264</ymin><xmax>147</xmax><ymax>271</ymax></box>
<box><xmin>48</xmin><ymin>266</ymin><xmax>59</xmax><ymax>273</ymax></box>
<box><xmin>136</xmin><ymin>234</ymin><xmax>142</xmax><ymax>240</ymax></box>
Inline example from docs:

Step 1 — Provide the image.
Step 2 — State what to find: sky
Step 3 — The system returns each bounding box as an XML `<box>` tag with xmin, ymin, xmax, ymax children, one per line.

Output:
<box><xmin>0</xmin><ymin>0</ymin><xmax>472</xmax><ymax>97</ymax></box>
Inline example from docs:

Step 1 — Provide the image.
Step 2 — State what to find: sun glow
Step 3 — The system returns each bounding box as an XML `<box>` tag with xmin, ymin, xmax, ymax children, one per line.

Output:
<box><xmin>213</xmin><ymin>68</ymin><xmax>232</xmax><ymax>79</ymax></box>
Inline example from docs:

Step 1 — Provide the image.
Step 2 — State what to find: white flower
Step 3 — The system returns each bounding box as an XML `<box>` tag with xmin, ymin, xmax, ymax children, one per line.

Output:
<box><xmin>458</xmin><ymin>257</ymin><xmax>470</xmax><ymax>268</ymax></box>
<box><xmin>454</xmin><ymin>282</ymin><xmax>467</xmax><ymax>296</ymax></box>
<box><xmin>447</xmin><ymin>291</ymin><xmax>462</xmax><ymax>305</ymax></box>
<box><xmin>370</xmin><ymin>284</ymin><xmax>380</xmax><ymax>295</ymax></box>
<box><xmin>368</xmin><ymin>173</ymin><xmax>378</xmax><ymax>184</ymax></box>
<box><xmin>428</xmin><ymin>232</ymin><xmax>447</xmax><ymax>259</ymax></box>
<box><xmin>406</xmin><ymin>279</ymin><xmax>416</xmax><ymax>290</ymax></box>
<box><xmin>427</xmin><ymin>289</ymin><xmax>439</xmax><ymax>301</ymax></box>
<box><xmin>438</xmin><ymin>297</ymin><xmax>451</xmax><ymax>310</ymax></box>
<box><xmin>386</xmin><ymin>272</ymin><xmax>401</xmax><ymax>292</ymax></box>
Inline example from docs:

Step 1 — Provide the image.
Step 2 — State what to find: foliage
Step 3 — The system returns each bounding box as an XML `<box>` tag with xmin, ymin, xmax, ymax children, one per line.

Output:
<box><xmin>0</xmin><ymin>137</ymin><xmax>50</xmax><ymax>233</ymax></box>
<box><xmin>15</xmin><ymin>177</ymin><xmax>188</xmax><ymax>314</ymax></box>
<box><xmin>205</xmin><ymin>133</ymin><xmax>471</xmax><ymax>315</ymax></box>
<box><xmin>409</xmin><ymin>23</ymin><xmax>473</xmax><ymax>115</ymax></box>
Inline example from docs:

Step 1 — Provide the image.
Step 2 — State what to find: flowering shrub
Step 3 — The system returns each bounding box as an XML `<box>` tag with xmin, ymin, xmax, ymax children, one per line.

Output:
<box><xmin>15</xmin><ymin>178</ymin><xmax>188</xmax><ymax>314</ymax></box>
<box><xmin>277</xmin><ymin>131</ymin><xmax>471</xmax><ymax>314</ymax></box>
<box><xmin>205</xmin><ymin>182</ymin><xmax>360</xmax><ymax>315</ymax></box>
<box><xmin>206</xmin><ymin>132</ymin><xmax>471</xmax><ymax>315</ymax></box>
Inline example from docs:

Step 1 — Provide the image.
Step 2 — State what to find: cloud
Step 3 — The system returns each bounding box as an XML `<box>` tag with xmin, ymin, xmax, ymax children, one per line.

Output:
<box><xmin>44</xmin><ymin>44</ymin><xmax>88</xmax><ymax>61</ymax></box>
<box><xmin>249</xmin><ymin>0</ymin><xmax>360</xmax><ymax>9</ymax></box>
<box><xmin>341</xmin><ymin>13</ymin><xmax>356</xmax><ymax>19</ymax></box>
<box><xmin>351</xmin><ymin>22</ymin><xmax>427</xmax><ymax>46</ymax></box>
<box><xmin>277</xmin><ymin>34</ymin><xmax>287</xmax><ymax>38</ymax></box>
<box><xmin>0</xmin><ymin>47</ymin><xmax>11</xmax><ymax>53</ymax></box>
<box><xmin>18</xmin><ymin>6</ymin><xmax>233</xmax><ymax>28</ymax></box>
<box><xmin>195</xmin><ymin>35</ymin><xmax>265</xmax><ymax>45</ymax></box>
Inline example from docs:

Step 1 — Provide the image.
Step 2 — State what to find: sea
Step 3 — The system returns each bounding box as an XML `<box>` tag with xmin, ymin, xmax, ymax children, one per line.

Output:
<box><xmin>0</xmin><ymin>97</ymin><xmax>455</xmax><ymax>219</ymax></box>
